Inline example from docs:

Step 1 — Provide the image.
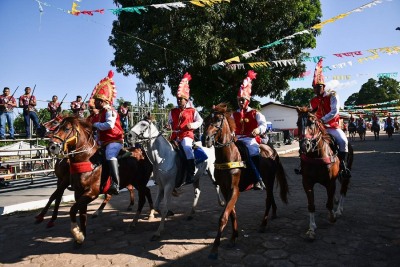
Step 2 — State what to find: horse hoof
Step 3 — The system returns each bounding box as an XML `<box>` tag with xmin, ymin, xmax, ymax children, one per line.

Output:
<box><xmin>150</xmin><ymin>235</ymin><xmax>160</xmax><ymax>241</ymax></box>
<box><xmin>46</xmin><ymin>221</ymin><xmax>55</xmax><ymax>228</ymax></box>
<box><xmin>34</xmin><ymin>215</ymin><xmax>44</xmax><ymax>224</ymax></box>
<box><xmin>208</xmin><ymin>253</ymin><xmax>218</xmax><ymax>260</ymax></box>
<box><xmin>129</xmin><ymin>223</ymin><xmax>136</xmax><ymax>231</ymax></box>
<box><xmin>167</xmin><ymin>210</ymin><xmax>174</xmax><ymax>217</ymax></box>
<box><xmin>187</xmin><ymin>215</ymin><xmax>194</xmax><ymax>221</ymax></box>
<box><xmin>258</xmin><ymin>226</ymin><xmax>266</xmax><ymax>233</ymax></box>
<box><xmin>306</xmin><ymin>229</ymin><xmax>316</xmax><ymax>241</ymax></box>
<box><xmin>92</xmin><ymin>213</ymin><xmax>98</xmax><ymax>219</ymax></box>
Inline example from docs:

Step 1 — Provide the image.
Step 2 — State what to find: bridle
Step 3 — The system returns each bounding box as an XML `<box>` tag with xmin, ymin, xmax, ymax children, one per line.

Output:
<box><xmin>130</xmin><ymin>119</ymin><xmax>160</xmax><ymax>144</ymax></box>
<box><xmin>206</xmin><ymin>112</ymin><xmax>235</xmax><ymax>148</ymax></box>
<box><xmin>50</xmin><ymin>120</ymin><xmax>96</xmax><ymax>158</ymax></box>
<box><xmin>298</xmin><ymin>113</ymin><xmax>323</xmax><ymax>153</ymax></box>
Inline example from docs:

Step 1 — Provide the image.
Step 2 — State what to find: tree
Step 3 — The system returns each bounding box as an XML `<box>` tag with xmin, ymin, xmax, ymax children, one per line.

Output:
<box><xmin>344</xmin><ymin>92</ymin><xmax>359</xmax><ymax>106</ymax></box>
<box><xmin>282</xmin><ymin>88</ymin><xmax>314</xmax><ymax>107</ymax></box>
<box><xmin>109</xmin><ymin>0</ymin><xmax>322</xmax><ymax>108</ymax></box>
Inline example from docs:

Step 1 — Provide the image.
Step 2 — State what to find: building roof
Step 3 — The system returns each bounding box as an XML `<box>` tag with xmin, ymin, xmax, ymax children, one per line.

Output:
<box><xmin>261</xmin><ymin>101</ymin><xmax>297</xmax><ymax>110</ymax></box>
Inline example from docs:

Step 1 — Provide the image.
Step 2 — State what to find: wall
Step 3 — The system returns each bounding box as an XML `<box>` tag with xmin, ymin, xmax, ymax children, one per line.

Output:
<box><xmin>260</xmin><ymin>104</ymin><xmax>298</xmax><ymax>135</ymax></box>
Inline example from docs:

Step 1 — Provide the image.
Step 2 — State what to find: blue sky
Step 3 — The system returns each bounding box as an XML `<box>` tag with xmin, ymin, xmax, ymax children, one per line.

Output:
<box><xmin>0</xmin><ymin>0</ymin><xmax>399</xmax><ymax>110</ymax></box>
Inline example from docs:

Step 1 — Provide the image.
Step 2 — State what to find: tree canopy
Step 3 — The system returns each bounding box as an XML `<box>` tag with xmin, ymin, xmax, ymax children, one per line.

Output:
<box><xmin>282</xmin><ymin>87</ymin><xmax>314</xmax><ymax>107</ymax></box>
<box><xmin>344</xmin><ymin>77</ymin><xmax>400</xmax><ymax>106</ymax></box>
<box><xmin>109</xmin><ymin>0</ymin><xmax>322</xmax><ymax>109</ymax></box>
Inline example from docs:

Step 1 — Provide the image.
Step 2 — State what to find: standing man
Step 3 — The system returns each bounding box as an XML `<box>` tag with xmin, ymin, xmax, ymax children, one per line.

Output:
<box><xmin>168</xmin><ymin>72</ymin><xmax>203</xmax><ymax>187</ymax></box>
<box><xmin>19</xmin><ymin>87</ymin><xmax>40</xmax><ymax>139</ymax></box>
<box><xmin>91</xmin><ymin>71</ymin><xmax>123</xmax><ymax>195</ymax></box>
<box><xmin>309</xmin><ymin>58</ymin><xmax>351</xmax><ymax>178</ymax></box>
<box><xmin>232</xmin><ymin>70</ymin><xmax>267</xmax><ymax>190</ymax></box>
<box><xmin>117</xmin><ymin>101</ymin><xmax>130</xmax><ymax>132</ymax></box>
<box><xmin>70</xmin><ymin>95</ymin><xmax>86</xmax><ymax>118</ymax></box>
<box><xmin>47</xmin><ymin>95</ymin><xmax>61</xmax><ymax>119</ymax></box>
<box><xmin>0</xmin><ymin>87</ymin><xmax>17</xmax><ymax>140</ymax></box>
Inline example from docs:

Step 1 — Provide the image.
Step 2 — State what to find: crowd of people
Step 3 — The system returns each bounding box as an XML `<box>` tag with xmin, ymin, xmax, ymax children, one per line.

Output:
<box><xmin>344</xmin><ymin>112</ymin><xmax>398</xmax><ymax>134</ymax></box>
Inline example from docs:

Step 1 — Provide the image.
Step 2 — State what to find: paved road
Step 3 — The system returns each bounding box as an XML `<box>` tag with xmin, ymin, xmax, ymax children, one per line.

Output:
<box><xmin>0</xmin><ymin>132</ymin><xmax>399</xmax><ymax>266</ymax></box>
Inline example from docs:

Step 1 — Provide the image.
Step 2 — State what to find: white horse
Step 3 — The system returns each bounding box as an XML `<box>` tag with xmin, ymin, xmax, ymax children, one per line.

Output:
<box><xmin>128</xmin><ymin>118</ymin><xmax>224</xmax><ymax>241</ymax></box>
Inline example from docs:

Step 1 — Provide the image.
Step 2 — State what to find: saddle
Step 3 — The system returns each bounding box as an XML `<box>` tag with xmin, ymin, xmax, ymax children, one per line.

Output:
<box><xmin>170</xmin><ymin>141</ymin><xmax>208</xmax><ymax>187</ymax></box>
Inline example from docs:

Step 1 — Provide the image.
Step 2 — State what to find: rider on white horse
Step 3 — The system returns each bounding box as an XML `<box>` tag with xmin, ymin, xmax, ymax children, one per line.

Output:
<box><xmin>167</xmin><ymin>72</ymin><xmax>203</xmax><ymax>187</ymax></box>
<box><xmin>309</xmin><ymin>58</ymin><xmax>351</xmax><ymax>179</ymax></box>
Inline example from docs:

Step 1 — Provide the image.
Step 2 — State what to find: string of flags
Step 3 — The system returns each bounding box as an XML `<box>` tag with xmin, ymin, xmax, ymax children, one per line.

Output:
<box><xmin>211</xmin><ymin>0</ymin><xmax>387</xmax><ymax>69</ymax></box>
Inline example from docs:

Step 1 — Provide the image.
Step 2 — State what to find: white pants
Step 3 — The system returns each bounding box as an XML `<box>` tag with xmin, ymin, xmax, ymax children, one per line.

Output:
<box><xmin>179</xmin><ymin>137</ymin><xmax>194</xmax><ymax>159</ymax></box>
<box><xmin>326</xmin><ymin>128</ymin><xmax>348</xmax><ymax>152</ymax></box>
<box><xmin>105</xmin><ymin>142</ymin><xmax>123</xmax><ymax>160</ymax></box>
<box><xmin>237</xmin><ymin>136</ymin><xmax>259</xmax><ymax>157</ymax></box>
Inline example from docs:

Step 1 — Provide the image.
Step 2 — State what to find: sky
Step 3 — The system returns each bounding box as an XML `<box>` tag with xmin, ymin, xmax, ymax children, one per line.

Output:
<box><xmin>0</xmin><ymin>0</ymin><xmax>399</xmax><ymax>111</ymax></box>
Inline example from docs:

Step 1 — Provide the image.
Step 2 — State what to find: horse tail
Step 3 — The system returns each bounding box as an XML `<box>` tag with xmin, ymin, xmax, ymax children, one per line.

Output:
<box><xmin>275</xmin><ymin>154</ymin><xmax>289</xmax><ymax>204</ymax></box>
<box><xmin>347</xmin><ymin>144</ymin><xmax>354</xmax><ymax>170</ymax></box>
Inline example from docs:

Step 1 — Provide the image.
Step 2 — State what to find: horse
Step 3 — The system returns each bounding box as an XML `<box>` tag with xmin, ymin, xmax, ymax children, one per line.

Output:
<box><xmin>357</xmin><ymin>120</ymin><xmax>366</xmax><ymax>141</ymax></box>
<box><xmin>348</xmin><ymin>121</ymin><xmax>357</xmax><ymax>141</ymax></box>
<box><xmin>202</xmin><ymin>103</ymin><xmax>289</xmax><ymax>260</ymax></box>
<box><xmin>45</xmin><ymin>116</ymin><xmax>153</xmax><ymax>245</ymax></box>
<box><xmin>385</xmin><ymin>124</ymin><xmax>394</xmax><ymax>139</ymax></box>
<box><xmin>296</xmin><ymin>107</ymin><xmax>353</xmax><ymax>240</ymax></box>
<box><xmin>371</xmin><ymin>121</ymin><xmax>380</xmax><ymax>140</ymax></box>
<box><xmin>127</xmin><ymin>117</ymin><xmax>225</xmax><ymax>241</ymax></box>
<box><xmin>35</xmin><ymin>116</ymin><xmax>153</xmax><ymax>229</ymax></box>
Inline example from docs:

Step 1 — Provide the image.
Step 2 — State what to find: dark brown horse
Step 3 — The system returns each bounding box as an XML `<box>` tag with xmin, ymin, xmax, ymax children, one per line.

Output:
<box><xmin>371</xmin><ymin>120</ymin><xmax>380</xmax><ymax>140</ymax></box>
<box><xmin>35</xmin><ymin>116</ymin><xmax>153</xmax><ymax>228</ymax></box>
<box><xmin>202</xmin><ymin>103</ymin><xmax>289</xmax><ymax>260</ymax></box>
<box><xmin>296</xmin><ymin>107</ymin><xmax>353</xmax><ymax>240</ymax></box>
<box><xmin>356</xmin><ymin>119</ymin><xmax>366</xmax><ymax>141</ymax></box>
<box><xmin>44</xmin><ymin>116</ymin><xmax>153</xmax><ymax>244</ymax></box>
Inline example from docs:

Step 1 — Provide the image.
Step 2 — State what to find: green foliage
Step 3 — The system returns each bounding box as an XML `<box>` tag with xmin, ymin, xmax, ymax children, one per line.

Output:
<box><xmin>282</xmin><ymin>87</ymin><xmax>314</xmax><ymax>107</ymax></box>
<box><xmin>345</xmin><ymin>77</ymin><xmax>400</xmax><ymax>106</ymax></box>
<box><xmin>110</xmin><ymin>0</ymin><xmax>322</xmax><ymax>109</ymax></box>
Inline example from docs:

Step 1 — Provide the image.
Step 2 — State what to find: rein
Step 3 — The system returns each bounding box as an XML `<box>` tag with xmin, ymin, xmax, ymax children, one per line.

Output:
<box><xmin>209</xmin><ymin>114</ymin><xmax>235</xmax><ymax>148</ymax></box>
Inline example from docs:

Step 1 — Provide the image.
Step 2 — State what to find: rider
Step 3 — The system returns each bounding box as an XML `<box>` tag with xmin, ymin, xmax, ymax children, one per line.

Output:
<box><xmin>384</xmin><ymin>113</ymin><xmax>394</xmax><ymax>132</ymax></box>
<box><xmin>168</xmin><ymin>72</ymin><xmax>203</xmax><ymax>187</ymax></box>
<box><xmin>371</xmin><ymin>112</ymin><xmax>379</xmax><ymax>131</ymax></box>
<box><xmin>232</xmin><ymin>70</ymin><xmax>267</xmax><ymax>190</ymax></box>
<box><xmin>309</xmin><ymin>58</ymin><xmax>351</xmax><ymax>179</ymax></box>
<box><xmin>357</xmin><ymin>114</ymin><xmax>366</xmax><ymax>130</ymax></box>
<box><xmin>91</xmin><ymin>71</ymin><xmax>124</xmax><ymax>195</ymax></box>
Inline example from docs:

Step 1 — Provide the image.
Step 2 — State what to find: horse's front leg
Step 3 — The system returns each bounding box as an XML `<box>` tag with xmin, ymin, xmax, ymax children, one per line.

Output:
<box><xmin>126</xmin><ymin>185</ymin><xmax>135</xmax><ymax>211</ymax></box>
<box><xmin>302</xmin><ymin>178</ymin><xmax>317</xmax><ymax>240</ymax></box>
<box><xmin>259</xmin><ymin>183</ymin><xmax>277</xmax><ymax>232</ymax></box>
<box><xmin>151</xmin><ymin>183</ymin><xmax>173</xmax><ymax>241</ymax></box>
<box><xmin>129</xmin><ymin>185</ymin><xmax>147</xmax><ymax>229</ymax></box>
<box><xmin>70</xmin><ymin>195</ymin><xmax>94</xmax><ymax>244</ymax></box>
<box><xmin>187</xmin><ymin>179</ymin><xmax>201</xmax><ymax>220</ymax></box>
<box><xmin>92</xmin><ymin>194</ymin><xmax>112</xmax><ymax>218</ymax></box>
<box><xmin>206</xmin><ymin>168</ymin><xmax>225</xmax><ymax>207</ymax></box>
<box><xmin>35</xmin><ymin>182</ymin><xmax>67</xmax><ymax>228</ymax></box>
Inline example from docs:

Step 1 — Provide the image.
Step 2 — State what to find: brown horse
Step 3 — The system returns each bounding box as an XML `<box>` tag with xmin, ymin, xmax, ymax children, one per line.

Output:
<box><xmin>371</xmin><ymin>121</ymin><xmax>380</xmax><ymax>140</ymax></box>
<box><xmin>202</xmin><ymin>103</ymin><xmax>289</xmax><ymax>260</ymax></box>
<box><xmin>296</xmin><ymin>107</ymin><xmax>353</xmax><ymax>240</ymax></box>
<box><xmin>356</xmin><ymin>119</ymin><xmax>366</xmax><ymax>141</ymax></box>
<box><xmin>45</xmin><ymin>116</ymin><xmax>153</xmax><ymax>245</ymax></box>
<box><xmin>35</xmin><ymin>116</ymin><xmax>153</xmax><ymax>228</ymax></box>
<box><xmin>348</xmin><ymin>121</ymin><xmax>357</xmax><ymax>141</ymax></box>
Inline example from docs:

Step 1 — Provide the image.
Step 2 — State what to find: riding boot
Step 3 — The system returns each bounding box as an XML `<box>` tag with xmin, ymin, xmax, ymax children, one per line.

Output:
<box><xmin>250</xmin><ymin>156</ymin><xmax>265</xmax><ymax>190</ymax></box>
<box><xmin>338</xmin><ymin>151</ymin><xmax>351</xmax><ymax>179</ymax></box>
<box><xmin>181</xmin><ymin>159</ymin><xmax>195</xmax><ymax>186</ymax></box>
<box><xmin>107</xmin><ymin>159</ymin><xmax>120</xmax><ymax>195</ymax></box>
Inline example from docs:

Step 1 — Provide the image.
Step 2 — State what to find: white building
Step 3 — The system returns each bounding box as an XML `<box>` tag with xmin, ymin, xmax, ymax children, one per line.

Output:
<box><xmin>260</xmin><ymin>102</ymin><xmax>298</xmax><ymax>135</ymax></box>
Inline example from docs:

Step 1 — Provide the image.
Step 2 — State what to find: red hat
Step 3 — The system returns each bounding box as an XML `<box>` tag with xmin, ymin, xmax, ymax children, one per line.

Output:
<box><xmin>177</xmin><ymin>72</ymin><xmax>192</xmax><ymax>100</ymax></box>
<box><xmin>237</xmin><ymin>70</ymin><xmax>257</xmax><ymax>100</ymax></box>
<box><xmin>90</xmin><ymin>70</ymin><xmax>117</xmax><ymax>104</ymax></box>
<box><xmin>312</xmin><ymin>58</ymin><xmax>325</xmax><ymax>87</ymax></box>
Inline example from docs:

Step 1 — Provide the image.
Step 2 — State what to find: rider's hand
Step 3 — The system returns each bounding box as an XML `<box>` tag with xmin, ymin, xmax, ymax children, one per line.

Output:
<box><xmin>252</xmin><ymin>128</ymin><xmax>260</xmax><ymax>136</ymax></box>
<box><xmin>92</xmin><ymin>122</ymin><xmax>99</xmax><ymax>128</ymax></box>
<box><xmin>186</xmin><ymin>123</ymin><xmax>194</xmax><ymax>130</ymax></box>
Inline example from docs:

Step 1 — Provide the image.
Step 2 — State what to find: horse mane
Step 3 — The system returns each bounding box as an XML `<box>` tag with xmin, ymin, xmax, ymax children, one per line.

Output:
<box><xmin>297</xmin><ymin>106</ymin><xmax>329</xmax><ymax>139</ymax></box>
<box><xmin>62</xmin><ymin>116</ymin><xmax>93</xmax><ymax>132</ymax></box>
<box><xmin>213</xmin><ymin>103</ymin><xmax>236</xmax><ymax>132</ymax></box>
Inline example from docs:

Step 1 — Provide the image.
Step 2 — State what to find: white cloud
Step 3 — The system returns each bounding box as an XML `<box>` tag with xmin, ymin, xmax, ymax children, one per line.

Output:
<box><xmin>326</xmin><ymin>79</ymin><xmax>358</xmax><ymax>91</ymax></box>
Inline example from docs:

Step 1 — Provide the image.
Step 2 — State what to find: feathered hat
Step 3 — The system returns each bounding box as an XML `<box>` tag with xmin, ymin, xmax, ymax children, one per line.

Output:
<box><xmin>90</xmin><ymin>70</ymin><xmax>117</xmax><ymax>104</ymax></box>
<box><xmin>237</xmin><ymin>70</ymin><xmax>257</xmax><ymax>100</ymax></box>
<box><xmin>312</xmin><ymin>58</ymin><xmax>325</xmax><ymax>87</ymax></box>
<box><xmin>176</xmin><ymin>72</ymin><xmax>192</xmax><ymax>100</ymax></box>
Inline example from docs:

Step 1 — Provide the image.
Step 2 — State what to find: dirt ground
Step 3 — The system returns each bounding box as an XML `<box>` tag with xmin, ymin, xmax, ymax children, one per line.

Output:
<box><xmin>1</xmin><ymin>131</ymin><xmax>399</xmax><ymax>266</ymax></box>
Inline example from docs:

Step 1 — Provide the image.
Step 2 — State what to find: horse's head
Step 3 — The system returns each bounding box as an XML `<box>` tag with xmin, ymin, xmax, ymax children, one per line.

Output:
<box><xmin>37</xmin><ymin>115</ymin><xmax>64</xmax><ymax>138</ymax></box>
<box><xmin>296</xmin><ymin>106</ymin><xmax>325</xmax><ymax>153</ymax></box>
<box><xmin>127</xmin><ymin>118</ymin><xmax>159</xmax><ymax>146</ymax></box>
<box><xmin>202</xmin><ymin>103</ymin><xmax>235</xmax><ymax>148</ymax></box>
<box><xmin>47</xmin><ymin>116</ymin><xmax>94</xmax><ymax>158</ymax></box>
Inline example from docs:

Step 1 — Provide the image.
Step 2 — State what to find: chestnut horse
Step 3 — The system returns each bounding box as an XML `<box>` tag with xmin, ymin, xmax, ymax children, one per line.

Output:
<box><xmin>45</xmin><ymin>116</ymin><xmax>153</xmax><ymax>244</ymax></box>
<box><xmin>202</xmin><ymin>103</ymin><xmax>289</xmax><ymax>260</ymax></box>
<box><xmin>35</xmin><ymin>116</ymin><xmax>153</xmax><ymax>228</ymax></box>
<box><xmin>296</xmin><ymin>107</ymin><xmax>353</xmax><ymax>240</ymax></box>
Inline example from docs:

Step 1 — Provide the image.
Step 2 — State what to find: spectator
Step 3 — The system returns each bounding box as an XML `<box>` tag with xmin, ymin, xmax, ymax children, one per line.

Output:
<box><xmin>118</xmin><ymin>101</ymin><xmax>130</xmax><ymax>132</ymax></box>
<box><xmin>47</xmin><ymin>95</ymin><xmax>61</xmax><ymax>119</ymax></box>
<box><xmin>19</xmin><ymin>87</ymin><xmax>40</xmax><ymax>139</ymax></box>
<box><xmin>0</xmin><ymin>87</ymin><xmax>17</xmax><ymax>140</ymax></box>
<box><xmin>70</xmin><ymin>95</ymin><xmax>86</xmax><ymax>118</ymax></box>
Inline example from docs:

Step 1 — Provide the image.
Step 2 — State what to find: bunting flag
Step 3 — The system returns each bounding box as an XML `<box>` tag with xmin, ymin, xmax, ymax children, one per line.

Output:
<box><xmin>345</xmin><ymin>99</ymin><xmax>400</xmax><ymax>109</ymax></box>
<box><xmin>110</xmin><ymin>0</ymin><xmax>230</xmax><ymax>14</ymax></box>
<box><xmin>212</xmin><ymin>0</ymin><xmax>387</xmax><ymax>68</ymax></box>
<box><xmin>68</xmin><ymin>1</ymin><xmax>104</xmax><ymax>16</ymax></box>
